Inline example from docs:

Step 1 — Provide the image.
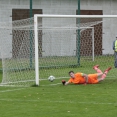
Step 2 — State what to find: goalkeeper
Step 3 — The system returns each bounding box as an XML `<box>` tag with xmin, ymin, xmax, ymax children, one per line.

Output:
<box><xmin>62</xmin><ymin>65</ymin><xmax>112</xmax><ymax>86</ymax></box>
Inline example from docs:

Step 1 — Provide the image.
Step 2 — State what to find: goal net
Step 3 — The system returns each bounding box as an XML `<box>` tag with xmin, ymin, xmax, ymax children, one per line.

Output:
<box><xmin>0</xmin><ymin>15</ymin><xmax>117</xmax><ymax>86</ymax></box>
<box><xmin>0</xmin><ymin>18</ymin><xmax>35</xmax><ymax>86</ymax></box>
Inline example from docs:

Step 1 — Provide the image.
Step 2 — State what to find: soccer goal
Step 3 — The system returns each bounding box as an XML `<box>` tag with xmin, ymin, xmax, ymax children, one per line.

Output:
<box><xmin>34</xmin><ymin>14</ymin><xmax>117</xmax><ymax>86</ymax></box>
<box><xmin>0</xmin><ymin>15</ymin><xmax>117</xmax><ymax>86</ymax></box>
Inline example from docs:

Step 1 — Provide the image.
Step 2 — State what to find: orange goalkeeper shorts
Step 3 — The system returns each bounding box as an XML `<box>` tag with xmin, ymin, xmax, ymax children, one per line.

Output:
<box><xmin>88</xmin><ymin>74</ymin><xmax>98</xmax><ymax>84</ymax></box>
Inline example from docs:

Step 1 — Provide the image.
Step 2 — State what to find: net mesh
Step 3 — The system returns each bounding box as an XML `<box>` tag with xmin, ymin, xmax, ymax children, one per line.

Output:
<box><xmin>0</xmin><ymin>18</ymin><xmax>35</xmax><ymax>86</ymax></box>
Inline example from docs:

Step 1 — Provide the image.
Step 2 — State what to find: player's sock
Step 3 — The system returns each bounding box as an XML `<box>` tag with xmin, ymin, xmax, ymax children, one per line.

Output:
<box><xmin>101</xmin><ymin>67</ymin><xmax>112</xmax><ymax>80</ymax></box>
<box><xmin>101</xmin><ymin>73</ymin><xmax>106</xmax><ymax>79</ymax></box>
<box><xmin>93</xmin><ymin>65</ymin><xmax>99</xmax><ymax>69</ymax></box>
<box><xmin>104</xmin><ymin>67</ymin><xmax>112</xmax><ymax>74</ymax></box>
<box><xmin>93</xmin><ymin>65</ymin><xmax>102</xmax><ymax>73</ymax></box>
<box><xmin>96</xmin><ymin>69</ymin><xmax>103</xmax><ymax>73</ymax></box>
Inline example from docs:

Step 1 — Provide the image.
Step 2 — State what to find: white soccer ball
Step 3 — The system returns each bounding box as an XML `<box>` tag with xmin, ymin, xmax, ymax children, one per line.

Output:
<box><xmin>48</xmin><ymin>75</ymin><xmax>55</xmax><ymax>82</ymax></box>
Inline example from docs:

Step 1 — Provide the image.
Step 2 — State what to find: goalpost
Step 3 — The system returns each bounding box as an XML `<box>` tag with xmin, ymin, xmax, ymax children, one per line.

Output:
<box><xmin>0</xmin><ymin>15</ymin><xmax>117</xmax><ymax>86</ymax></box>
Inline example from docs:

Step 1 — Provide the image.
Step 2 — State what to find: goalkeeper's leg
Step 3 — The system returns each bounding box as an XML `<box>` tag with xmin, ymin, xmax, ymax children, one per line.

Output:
<box><xmin>101</xmin><ymin>67</ymin><xmax>112</xmax><ymax>79</ymax></box>
<box><xmin>93</xmin><ymin>65</ymin><xmax>102</xmax><ymax>73</ymax></box>
<box><xmin>97</xmin><ymin>67</ymin><xmax>112</xmax><ymax>82</ymax></box>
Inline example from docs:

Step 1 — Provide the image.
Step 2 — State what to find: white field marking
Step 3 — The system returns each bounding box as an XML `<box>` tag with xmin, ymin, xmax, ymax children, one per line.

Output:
<box><xmin>40</xmin><ymin>77</ymin><xmax>68</xmax><ymax>81</ymax></box>
<box><xmin>0</xmin><ymin>98</ymin><xmax>116</xmax><ymax>105</ymax></box>
<box><xmin>41</xmin><ymin>83</ymin><xmax>61</xmax><ymax>86</ymax></box>
<box><xmin>49</xmin><ymin>100</ymin><xmax>116</xmax><ymax>105</ymax></box>
<box><xmin>0</xmin><ymin>88</ymin><xmax>26</xmax><ymax>93</ymax></box>
<box><xmin>0</xmin><ymin>80</ymin><xmax>35</xmax><ymax>85</ymax></box>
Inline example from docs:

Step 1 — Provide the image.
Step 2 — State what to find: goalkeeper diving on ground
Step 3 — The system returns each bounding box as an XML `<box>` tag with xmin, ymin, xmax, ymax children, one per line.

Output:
<box><xmin>62</xmin><ymin>65</ymin><xmax>112</xmax><ymax>86</ymax></box>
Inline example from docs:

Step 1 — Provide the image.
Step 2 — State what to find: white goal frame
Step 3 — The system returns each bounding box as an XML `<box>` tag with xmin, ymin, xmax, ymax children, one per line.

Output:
<box><xmin>34</xmin><ymin>14</ymin><xmax>117</xmax><ymax>86</ymax></box>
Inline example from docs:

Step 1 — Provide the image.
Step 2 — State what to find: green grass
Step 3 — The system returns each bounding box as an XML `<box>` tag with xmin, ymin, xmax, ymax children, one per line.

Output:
<box><xmin>0</xmin><ymin>79</ymin><xmax>117</xmax><ymax>117</ymax></box>
<box><xmin>0</xmin><ymin>69</ymin><xmax>117</xmax><ymax>117</ymax></box>
<box><xmin>0</xmin><ymin>55</ymin><xmax>117</xmax><ymax>117</ymax></box>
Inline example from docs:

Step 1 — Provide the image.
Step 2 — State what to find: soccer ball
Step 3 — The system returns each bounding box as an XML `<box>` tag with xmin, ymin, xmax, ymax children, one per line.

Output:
<box><xmin>48</xmin><ymin>75</ymin><xmax>55</xmax><ymax>82</ymax></box>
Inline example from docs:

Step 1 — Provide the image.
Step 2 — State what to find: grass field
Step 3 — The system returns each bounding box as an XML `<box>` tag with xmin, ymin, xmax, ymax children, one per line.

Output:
<box><xmin>0</xmin><ymin>56</ymin><xmax>117</xmax><ymax>117</ymax></box>
<box><xmin>0</xmin><ymin>77</ymin><xmax>117</xmax><ymax>117</ymax></box>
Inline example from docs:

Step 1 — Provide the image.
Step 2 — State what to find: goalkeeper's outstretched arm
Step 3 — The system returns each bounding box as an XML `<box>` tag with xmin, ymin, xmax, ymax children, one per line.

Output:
<box><xmin>62</xmin><ymin>80</ymin><xmax>69</xmax><ymax>85</ymax></box>
<box><xmin>64</xmin><ymin>82</ymin><xmax>69</xmax><ymax>85</ymax></box>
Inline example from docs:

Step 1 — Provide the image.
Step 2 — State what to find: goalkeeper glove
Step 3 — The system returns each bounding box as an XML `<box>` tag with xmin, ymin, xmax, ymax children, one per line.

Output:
<box><xmin>62</xmin><ymin>80</ymin><xmax>66</xmax><ymax>85</ymax></box>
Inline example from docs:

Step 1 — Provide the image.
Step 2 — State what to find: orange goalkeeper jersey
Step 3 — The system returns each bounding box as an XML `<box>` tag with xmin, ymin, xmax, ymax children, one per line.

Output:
<box><xmin>68</xmin><ymin>72</ymin><xmax>98</xmax><ymax>84</ymax></box>
<box><xmin>68</xmin><ymin>72</ymin><xmax>85</xmax><ymax>84</ymax></box>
